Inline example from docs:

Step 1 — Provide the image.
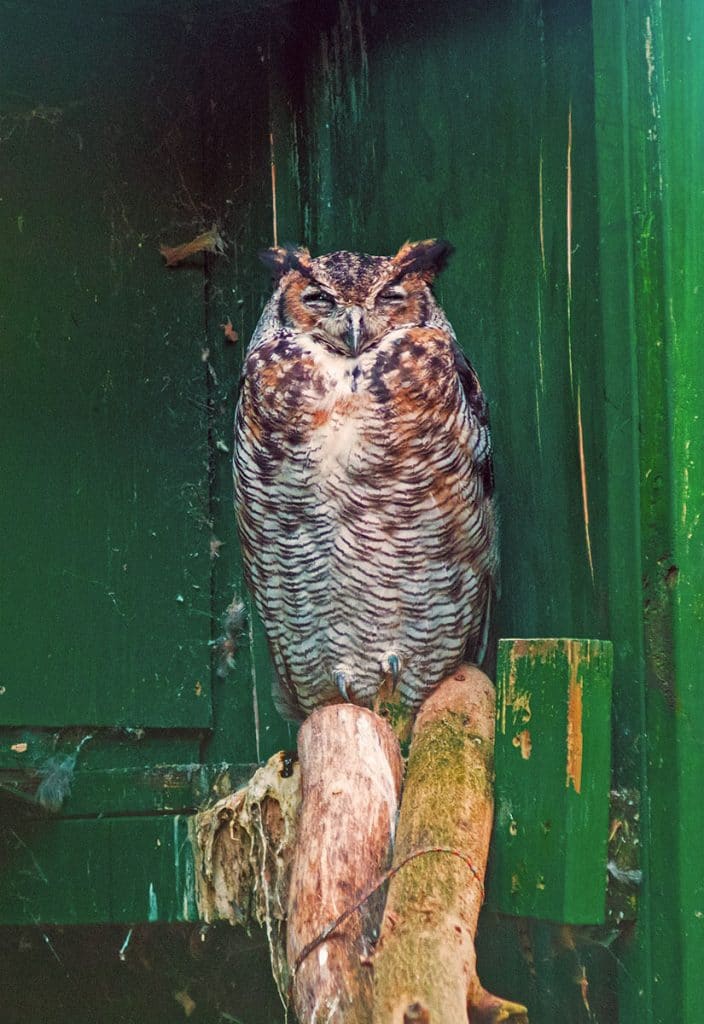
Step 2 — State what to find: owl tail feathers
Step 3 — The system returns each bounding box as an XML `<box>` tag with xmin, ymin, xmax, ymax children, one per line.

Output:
<box><xmin>271</xmin><ymin>673</ymin><xmax>306</xmax><ymax>723</ymax></box>
<box><xmin>466</xmin><ymin>585</ymin><xmax>497</xmax><ymax>681</ymax></box>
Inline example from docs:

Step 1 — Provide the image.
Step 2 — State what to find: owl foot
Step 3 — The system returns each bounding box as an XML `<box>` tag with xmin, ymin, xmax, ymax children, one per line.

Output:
<box><xmin>388</xmin><ymin>654</ymin><xmax>400</xmax><ymax>687</ymax></box>
<box><xmin>380</xmin><ymin>653</ymin><xmax>402</xmax><ymax>691</ymax></box>
<box><xmin>334</xmin><ymin>670</ymin><xmax>352</xmax><ymax>702</ymax></box>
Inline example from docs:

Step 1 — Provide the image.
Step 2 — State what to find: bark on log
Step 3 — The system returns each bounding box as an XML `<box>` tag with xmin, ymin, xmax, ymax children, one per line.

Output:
<box><xmin>373</xmin><ymin>666</ymin><xmax>528</xmax><ymax>1024</ymax></box>
<box><xmin>287</xmin><ymin>704</ymin><xmax>404</xmax><ymax>1024</ymax></box>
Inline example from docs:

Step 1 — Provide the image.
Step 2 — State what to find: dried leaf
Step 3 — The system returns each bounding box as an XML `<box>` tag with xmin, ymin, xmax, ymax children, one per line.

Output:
<box><xmin>220</xmin><ymin>317</ymin><xmax>239</xmax><ymax>343</ymax></box>
<box><xmin>159</xmin><ymin>224</ymin><xmax>225</xmax><ymax>267</ymax></box>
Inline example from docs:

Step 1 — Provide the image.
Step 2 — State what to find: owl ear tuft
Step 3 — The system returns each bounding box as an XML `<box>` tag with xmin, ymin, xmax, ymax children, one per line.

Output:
<box><xmin>258</xmin><ymin>244</ymin><xmax>312</xmax><ymax>281</ymax></box>
<box><xmin>392</xmin><ymin>239</ymin><xmax>454</xmax><ymax>282</ymax></box>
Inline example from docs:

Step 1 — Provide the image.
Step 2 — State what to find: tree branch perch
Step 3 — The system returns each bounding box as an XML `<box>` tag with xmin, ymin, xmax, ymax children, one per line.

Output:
<box><xmin>190</xmin><ymin>667</ymin><xmax>528</xmax><ymax>1023</ymax></box>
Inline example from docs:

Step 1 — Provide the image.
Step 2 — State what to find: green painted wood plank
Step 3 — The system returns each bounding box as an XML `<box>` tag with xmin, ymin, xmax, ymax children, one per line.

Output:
<box><xmin>0</xmin><ymin>815</ymin><xmax>198</xmax><ymax>925</ymax></box>
<box><xmin>0</xmin><ymin>819</ymin><xmax>113</xmax><ymax>924</ymax></box>
<box><xmin>0</xmin><ymin>730</ymin><xmax>202</xmax><ymax>772</ymax></box>
<box><xmin>488</xmin><ymin>639</ymin><xmax>613</xmax><ymax>924</ymax></box>
<box><xmin>593</xmin><ymin>2</ymin><xmax>704</xmax><ymax>1021</ymax></box>
<box><xmin>110</xmin><ymin>816</ymin><xmax>198</xmax><ymax>924</ymax></box>
<box><xmin>592</xmin><ymin>3</ymin><xmax>657</xmax><ymax>1019</ymax></box>
<box><xmin>658</xmin><ymin>6</ymin><xmax>704</xmax><ymax>1018</ymax></box>
<box><xmin>0</xmin><ymin>3</ymin><xmax>212</xmax><ymax>728</ymax></box>
<box><xmin>0</xmin><ymin>762</ymin><xmax>255</xmax><ymax>817</ymax></box>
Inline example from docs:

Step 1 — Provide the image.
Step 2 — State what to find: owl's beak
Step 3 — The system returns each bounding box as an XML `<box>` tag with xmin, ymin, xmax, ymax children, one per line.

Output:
<box><xmin>345</xmin><ymin>307</ymin><xmax>365</xmax><ymax>355</ymax></box>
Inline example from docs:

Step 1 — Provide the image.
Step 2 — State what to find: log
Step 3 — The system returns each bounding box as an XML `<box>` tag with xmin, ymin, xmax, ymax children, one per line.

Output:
<box><xmin>190</xmin><ymin>671</ymin><xmax>528</xmax><ymax>1022</ymax></box>
<box><xmin>287</xmin><ymin>704</ymin><xmax>404</xmax><ymax>1024</ymax></box>
<box><xmin>373</xmin><ymin>666</ymin><xmax>528</xmax><ymax>1024</ymax></box>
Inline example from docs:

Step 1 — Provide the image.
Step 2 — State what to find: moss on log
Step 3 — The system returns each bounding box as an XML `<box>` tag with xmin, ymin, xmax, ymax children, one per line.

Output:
<box><xmin>373</xmin><ymin>667</ymin><xmax>528</xmax><ymax>1024</ymax></box>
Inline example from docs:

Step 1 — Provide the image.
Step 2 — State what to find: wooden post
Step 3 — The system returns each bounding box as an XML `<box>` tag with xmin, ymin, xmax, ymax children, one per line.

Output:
<box><xmin>373</xmin><ymin>666</ymin><xmax>527</xmax><ymax>1024</ymax></box>
<box><xmin>287</xmin><ymin>704</ymin><xmax>404</xmax><ymax>1024</ymax></box>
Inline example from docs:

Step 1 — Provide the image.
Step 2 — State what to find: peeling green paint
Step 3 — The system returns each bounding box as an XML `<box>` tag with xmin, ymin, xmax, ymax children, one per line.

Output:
<box><xmin>489</xmin><ymin>639</ymin><xmax>613</xmax><ymax>924</ymax></box>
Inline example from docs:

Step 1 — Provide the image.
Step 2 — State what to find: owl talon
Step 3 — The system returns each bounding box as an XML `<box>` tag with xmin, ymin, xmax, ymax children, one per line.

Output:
<box><xmin>334</xmin><ymin>671</ymin><xmax>351</xmax><ymax>702</ymax></box>
<box><xmin>388</xmin><ymin>654</ymin><xmax>400</xmax><ymax>688</ymax></box>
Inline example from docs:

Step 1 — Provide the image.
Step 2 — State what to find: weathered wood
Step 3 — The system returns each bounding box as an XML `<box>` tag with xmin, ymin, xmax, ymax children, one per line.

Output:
<box><xmin>191</xmin><ymin>751</ymin><xmax>302</xmax><ymax>1000</ymax></box>
<box><xmin>373</xmin><ymin>666</ymin><xmax>527</xmax><ymax>1024</ymax></box>
<box><xmin>190</xmin><ymin>673</ymin><xmax>532</xmax><ymax>1022</ymax></box>
<box><xmin>488</xmin><ymin>638</ymin><xmax>613</xmax><ymax>923</ymax></box>
<box><xmin>287</xmin><ymin>705</ymin><xmax>403</xmax><ymax>1024</ymax></box>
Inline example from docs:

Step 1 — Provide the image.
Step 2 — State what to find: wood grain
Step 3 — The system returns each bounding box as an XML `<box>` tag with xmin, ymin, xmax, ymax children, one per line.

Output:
<box><xmin>287</xmin><ymin>704</ymin><xmax>403</xmax><ymax>1024</ymax></box>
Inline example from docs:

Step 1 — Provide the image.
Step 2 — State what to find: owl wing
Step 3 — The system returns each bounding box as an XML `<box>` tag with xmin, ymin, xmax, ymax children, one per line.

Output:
<box><xmin>452</xmin><ymin>340</ymin><xmax>495</xmax><ymax>498</ymax></box>
<box><xmin>233</xmin><ymin>388</ymin><xmax>309</xmax><ymax>722</ymax></box>
<box><xmin>233</xmin><ymin>331</ymin><xmax>339</xmax><ymax>722</ymax></box>
<box><xmin>452</xmin><ymin>339</ymin><xmax>498</xmax><ymax>667</ymax></box>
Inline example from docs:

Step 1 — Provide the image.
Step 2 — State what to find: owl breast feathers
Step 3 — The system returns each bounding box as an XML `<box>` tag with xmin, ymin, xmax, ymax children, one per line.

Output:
<box><xmin>233</xmin><ymin>239</ymin><xmax>497</xmax><ymax>720</ymax></box>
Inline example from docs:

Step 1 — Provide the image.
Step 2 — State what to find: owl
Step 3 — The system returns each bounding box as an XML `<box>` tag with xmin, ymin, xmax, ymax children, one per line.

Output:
<box><xmin>233</xmin><ymin>239</ymin><xmax>497</xmax><ymax>721</ymax></box>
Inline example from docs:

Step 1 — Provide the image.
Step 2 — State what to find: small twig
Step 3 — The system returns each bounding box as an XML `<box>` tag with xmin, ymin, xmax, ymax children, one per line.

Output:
<box><xmin>291</xmin><ymin>845</ymin><xmax>485</xmax><ymax>984</ymax></box>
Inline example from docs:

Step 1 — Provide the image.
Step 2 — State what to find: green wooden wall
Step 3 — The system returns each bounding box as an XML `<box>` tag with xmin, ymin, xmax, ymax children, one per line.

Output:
<box><xmin>1</xmin><ymin>0</ymin><xmax>702</xmax><ymax>1021</ymax></box>
<box><xmin>0</xmin><ymin>4</ymin><xmax>291</xmax><ymax>1019</ymax></box>
<box><xmin>0</xmin><ymin>0</ymin><xmax>293</xmax><ymax>787</ymax></box>
<box><xmin>0</xmin><ymin>3</ymin><xmax>213</xmax><ymax>732</ymax></box>
<box><xmin>593</xmin><ymin>2</ymin><xmax>704</xmax><ymax>1022</ymax></box>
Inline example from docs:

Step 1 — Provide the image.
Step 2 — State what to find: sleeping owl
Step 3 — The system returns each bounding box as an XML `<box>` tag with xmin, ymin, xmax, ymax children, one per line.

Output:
<box><xmin>233</xmin><ymin>240</ymin><xmax>497</xmax><ymax>721</ymax></box>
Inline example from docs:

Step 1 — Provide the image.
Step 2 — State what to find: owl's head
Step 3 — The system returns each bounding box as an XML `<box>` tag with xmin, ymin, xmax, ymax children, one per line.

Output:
<box><xmin>260</xmin><ymin>239</ymin><xmax>453</xmax><ymax>357</ymax></box>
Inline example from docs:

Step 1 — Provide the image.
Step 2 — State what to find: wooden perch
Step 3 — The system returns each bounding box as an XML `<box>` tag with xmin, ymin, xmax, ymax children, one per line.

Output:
<box><xmin>287</xmin><ymin>705</ymin><xmax>404</xmax><ymax>1024</ymax></box>
<box><xmin>373</xmin><ymin>667</ymin><xmax>528</xmax><ymax>1024</ymax></box>
<box><xmin>190</xmin><ymin>668</ymin><xmax>528</xmax><ymax>1023</ymax></box>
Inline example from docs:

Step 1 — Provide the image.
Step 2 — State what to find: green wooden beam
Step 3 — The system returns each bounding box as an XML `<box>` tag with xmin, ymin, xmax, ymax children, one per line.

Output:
<box><xmin>488</xmin><ymin>638</ymin><xmax>613</xmax><ymax>924</ymax></box>
<box><xmin>0</xmin><ymin>762</ymin><xmax>257</xmax><ymax>817</ymax></box>
<box><xmin>0</xmin><ymin>816</ymin><xmax>197</xmax><ymax>926</ymax></box>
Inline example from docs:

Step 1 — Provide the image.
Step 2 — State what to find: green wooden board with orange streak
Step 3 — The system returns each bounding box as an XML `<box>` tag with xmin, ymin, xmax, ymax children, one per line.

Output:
<box><xmin>488</xmin><ymin>638</ymin><xmax>613</xmax><ymax>924</ymax></box>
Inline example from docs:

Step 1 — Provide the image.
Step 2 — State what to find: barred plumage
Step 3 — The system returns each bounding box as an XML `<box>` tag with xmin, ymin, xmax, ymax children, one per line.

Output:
<box><xmin>233</xmin><ymin>240</ymin><xmax>497</xmax><ymax>720</ymax></box>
